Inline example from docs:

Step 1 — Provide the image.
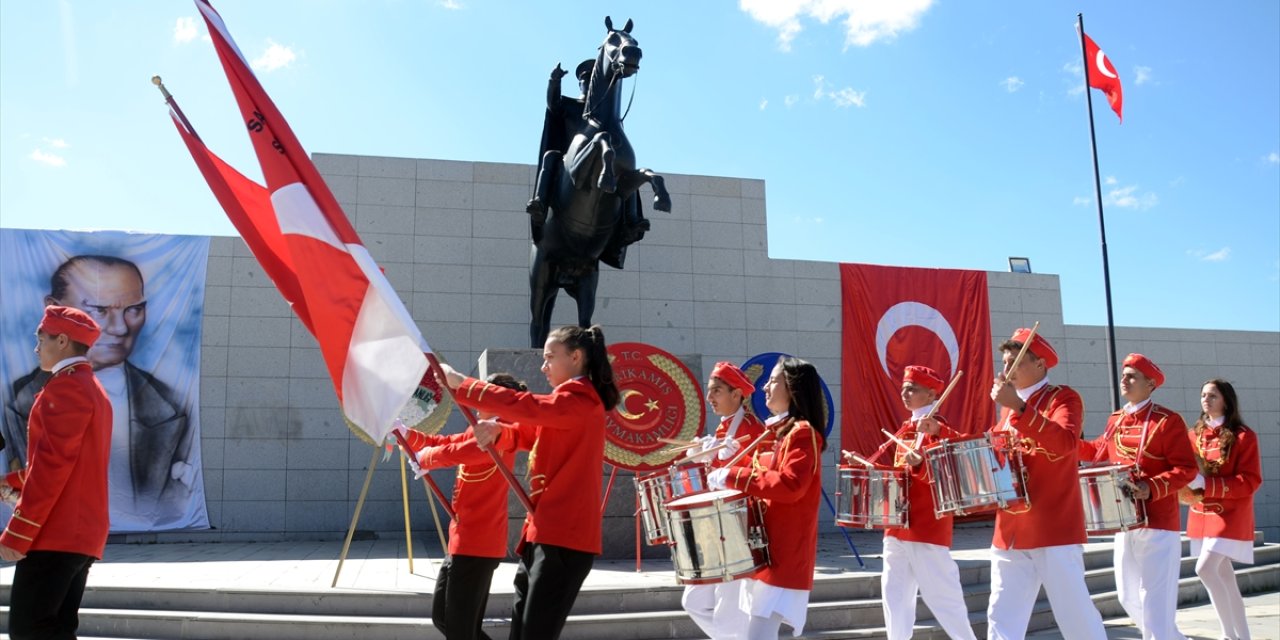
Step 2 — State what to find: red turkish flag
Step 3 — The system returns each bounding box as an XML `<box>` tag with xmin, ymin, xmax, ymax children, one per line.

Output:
<box><xmin>172</xmin><ymin>0</ymin><xmax>431</xmax><ymax>444</ymax></box>
<box><xmin>839</xmin><ymin>264</ymin><xmax>994</xmax><ymax>457</ymax></box>
<box><xmin>1083</xmin><ymin>31</ymin><xmax>1123</xmax><ymax>122</ymax></box>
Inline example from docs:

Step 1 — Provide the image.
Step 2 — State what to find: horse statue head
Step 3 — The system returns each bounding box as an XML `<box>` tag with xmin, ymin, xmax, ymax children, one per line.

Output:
<box><xmin>526</xmin><ymin>17</ymin><xmax>671</xmax><ymax>347</ymax></box>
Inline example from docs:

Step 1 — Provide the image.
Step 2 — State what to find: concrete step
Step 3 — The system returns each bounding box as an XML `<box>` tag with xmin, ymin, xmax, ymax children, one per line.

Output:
<box><xmin>4</xmin><ymin>538</ymin><xmax>1275</xmax><ymax>640</ymax></box>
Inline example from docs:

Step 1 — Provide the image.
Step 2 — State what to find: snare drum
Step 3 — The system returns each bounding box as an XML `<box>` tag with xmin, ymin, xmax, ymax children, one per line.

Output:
<box><xmin>926</xmin><ymin>433</ymin><xmax>1028</xmax><ymax>517</ymax></box>
<box><xmin>665</xmin><ymin>489</ymin><xmax>768</xmax><ymax>584</ymax></box>
<box><xmin>1079</xmin><ymin>463</ymin><xmax>1147</xmax><ymax>534</ymax></box>
<box><xmin>668</xmin><ymin>461</ymin><xmax>711</xmax><ymax>500</ymax></box>
<box><xmin>834</xmin><ymin>464</ymin><xmax>909</xmax><ymax>529</ymax></box>
<box><xmin>635</xmin><ymin>471</ymin><xmax>672</xmax><ymax>545</ymax></box>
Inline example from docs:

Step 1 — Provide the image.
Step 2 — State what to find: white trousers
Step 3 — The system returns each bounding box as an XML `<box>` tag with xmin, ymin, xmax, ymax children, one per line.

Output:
<box><xmin>881</xmin><ymin>537</ymin><xmax>977</xmax><ymax>640</ymax></box>
<box><xmin>1195</xmin><ymin>549</ymin><xmax>1250</xmax><ymax>640</ymax></box>
<box><xmin>683</xmin><ymin>580</ymin><xmax>748</xmax><ymax>640</ymax></box>
<box><xmin>1115</xmin><ymin>529</ymin><xmax>1186</xmax><ymax>640</ymax></box>
<box><xmin>987</xmin><ymin>545</ymin><xmax>1105</xmax><ymax>640</ymax></box>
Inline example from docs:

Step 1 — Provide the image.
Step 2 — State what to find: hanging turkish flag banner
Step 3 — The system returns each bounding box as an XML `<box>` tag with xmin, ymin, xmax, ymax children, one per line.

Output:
<box><xmin>839</xmin><ymin>264</ymin><xmax>994</xmax><ymax>456</ymax></box>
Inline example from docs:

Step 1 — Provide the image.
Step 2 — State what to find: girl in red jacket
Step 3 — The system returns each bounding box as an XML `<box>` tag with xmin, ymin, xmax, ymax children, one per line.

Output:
<box><xmin>1183</xmin><ymin>379</ymin><xmax>1262</xmax><ymax>640</ymax></box>
<box><xmin>710</xmin><ymin>356</ymin><xmax>826</xmax><ymax>639</ymax></box>
<box><xmin>397</xmin><ymin>372</ymin><xmax>527</xmax><ymax>640</ymax></box>
<box><xmin>437</xmin><ymin>324</ymin><xmax>619</xmax><ymax>640</ymax></box>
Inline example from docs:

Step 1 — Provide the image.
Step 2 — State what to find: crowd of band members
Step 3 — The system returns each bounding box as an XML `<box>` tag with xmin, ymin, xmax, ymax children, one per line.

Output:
<box><xmin>1</xmin><ymin>315</ymin><xmax>1263</xmax><ymax>640</ymax></box>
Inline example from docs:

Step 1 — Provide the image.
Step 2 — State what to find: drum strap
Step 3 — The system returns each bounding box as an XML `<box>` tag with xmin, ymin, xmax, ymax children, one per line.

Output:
<box><xmin>725</xmin><ymin>406</ymin><xmax>746</xmax><ymax>441</ymax></box>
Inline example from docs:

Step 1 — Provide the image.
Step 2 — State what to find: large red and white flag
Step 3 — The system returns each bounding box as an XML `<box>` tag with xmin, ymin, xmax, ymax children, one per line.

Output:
<box><xmin>179</xmin><ymin>0</ymin><xmax>429</xmax><ymax>443</ymax></box>
<box><xmin>1083</xmin><ymin>31</ymin><xmax>1123</xmax><ymax>122</ymax></box>
<box><xmin>839</xmin><ymin>264</ymin><xmax>994</xmax><ymax>456</ymax></box>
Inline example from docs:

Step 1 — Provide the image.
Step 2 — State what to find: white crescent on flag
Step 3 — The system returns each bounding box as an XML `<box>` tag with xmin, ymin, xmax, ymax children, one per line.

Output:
<box><xmin>1095</xmin><ymin>50</ymin><xmax>1118</xmax><ymax>79</ymax></box>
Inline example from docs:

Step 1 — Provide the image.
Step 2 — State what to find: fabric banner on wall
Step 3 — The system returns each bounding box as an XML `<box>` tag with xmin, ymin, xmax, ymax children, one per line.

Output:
<box><xmin>839</xmin><ymin>263</ymin><xmax>994</xmax><ymax>456</ymax></box>
<box><xmin>0</xmin><ymin>229</ymin><xmax>210</xmax><ymax>532</ymax></box>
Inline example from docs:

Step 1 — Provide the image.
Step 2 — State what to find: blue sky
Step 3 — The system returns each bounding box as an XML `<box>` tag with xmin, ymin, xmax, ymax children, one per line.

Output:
<box><xmin>2</xmin><ymin>1</ymin><xmax>1277</xmax><ymax>332</ymax></box>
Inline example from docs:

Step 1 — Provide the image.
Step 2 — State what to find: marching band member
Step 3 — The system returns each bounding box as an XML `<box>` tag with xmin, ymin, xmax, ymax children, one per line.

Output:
<box><xmin>1184</xmin><ymin>379</ymin><xmax>1262</xmax><ymax>640</ymax></box>
<box><xmin>437</xmin><ymin>324</ymin><xmax>619</xmax><ymax>640</ymax></box>
<box><xmin>1079</xmin><ymin>354</ymin><xmax>1196</xmax><ymax>640</ymax></box>
<box><xmin>396</xmin><ymin>373</ymin><xmax>528</xmax><ymax>640</ymax></box>
<box><xmin>881</xmin><ymin>366</ymin><xmax>976</xmax><ymax>640</ymax></box>
<box><xmin>709</xmin><ymin>356</ymin><xmax>825</xmax><ymax>639</ymax></box>
<box><xmin>986</xmin><ymin>329</ymin><xmax>1106</xmax><ymax>639</ymax></box>
<box><xmin>681</xmin><ymin>361</ymin><xmax>772</xmax><ymax>640</ymax></box>
<box><xmin>2</xmin><ymin>307</ymin><xmax>112</xmax><ymax>639</ymax></box>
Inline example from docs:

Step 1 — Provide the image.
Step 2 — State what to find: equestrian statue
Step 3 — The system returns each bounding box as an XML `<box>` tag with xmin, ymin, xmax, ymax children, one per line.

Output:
<box><xmin>526</xmin><ymin>16</ymin><xmax>672</xmax><ymax>347</ymax></box>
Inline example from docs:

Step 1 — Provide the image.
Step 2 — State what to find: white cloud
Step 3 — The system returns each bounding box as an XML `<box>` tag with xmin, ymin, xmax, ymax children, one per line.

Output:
<box><xmin>784</xmin><ymin>95</ymin><xmax>799</xmax><ymax>108</ymax></box>
<box><xmin>792</xmin><ymin>215</ymin><xmax>825</xmax><ymax>225</ymax></box>
<box><xmin>438</xmin><ymin>0</ymin><xmax>463</xmax><ymax>9</ymax></box>
<box><xmin>251</xmin><ymin>40</ymin><xmax>297</xmax><ymax>72</ymax></box>
<box><xmin>1134</xmin><ymin>65</ymin><xmax>1152</xmax><ymax>85</ymax></box>
<box><xmin>1266</xmin><ymin>151</ymin><xmax>1279</xmax><ymax>164</ymax></box>
<box><xmin>43</xmin><ymin>137</ymin><xmax>69</xmax><ymax>149</ymax></box>
<box><xmin>1104</xmin><ymin>175</ymin><xmax>1117</xmax><ymax>186</ymax></box>
<box><xmin>739</xmin><ymin>0</ymin><xmax>934</xmax><ymax>51</ymax></box>
<box><xmin>812</xmin><ymin>75</ymin><xmax>866</xmax><ymax>108</ymax></box>
<box><xmin>829</xmin><ymin>87</ymin><xmax>866</xmax><ymax>107</ymax></box>
<box><xmin>759</xmin><ymin>98</ymin><xmax>769</xmax><ymax>110</ymax></box>
<box><xmin>30</xmin><ymin>149</ymin><xmax>67</xmax><ymax>167</ymax></box>
<box><xmin>1187</xmin><ymin>247</ymin><xmax>1231</xmax><ymax>262</ymax></box>
<box><xmin>1072</xmin><ymin>196</ymin><xmax>1091</xmax><ymax>206</ymax></box>
<box><xmin>1104</xmin><ymin>184</ymin><xmax>1158</xmax><ymax>211</ymax></box>
<box><xmin>173</xmin><ymin>16</ymin><xmax>198</xmax><ymax>44</ymax></box>
<box><xmin>1000</xmin><ymin>76</ymin><xmax>1024</xmax><ymax>93</ymax></box>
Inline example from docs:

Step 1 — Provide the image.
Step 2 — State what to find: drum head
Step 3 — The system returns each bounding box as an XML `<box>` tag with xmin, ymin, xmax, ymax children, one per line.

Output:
<box><xmin>666</xmin><ymin>488</ymin><xmax>743</xmax><ymax>510</ymax></box>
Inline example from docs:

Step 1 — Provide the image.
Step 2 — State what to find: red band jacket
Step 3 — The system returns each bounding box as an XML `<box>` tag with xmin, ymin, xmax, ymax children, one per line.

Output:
<box><xmin>1079</xmin><ymin>402</ymin><xmax>1197</xmax><ymax>532</ymax></box>
<box><xmin>1187</xmin><ymin>424</ymin><xmax>1261</xmax><ymax>542</ymax></box>
<box><xmin>989</xmin><ymin>384</ymin><xmax>1087</xmax><ymax>549</ymax></box>
<box><xmin>455</xmin><ymin>376</ymin><xmax>605</xmax><ymax>555</ymax></box>
<box><xmin>2</xmin><ymin>362</ymin><xmax>112</xmax><ymax>557</ymax></box>
<box><xmin>886</xmin><ymin>416</ymin><xmax>962</xmax><ymax>547</ymax></box>
<box><xmin>402</xmin><ymin>426</ymin><xmax>515</xmax><ymax>558</ymax></box>
<box><xmin>724</xmin><ymin>419</ymin><xmax>823</xmax><ymax>591</ymax></box>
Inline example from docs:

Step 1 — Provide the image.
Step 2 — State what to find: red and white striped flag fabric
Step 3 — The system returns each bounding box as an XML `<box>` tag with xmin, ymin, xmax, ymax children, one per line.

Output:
<box><xmin>184</xmin><ymin>0</ymin><xmax>429</xmax><ymax>443</ymax></box>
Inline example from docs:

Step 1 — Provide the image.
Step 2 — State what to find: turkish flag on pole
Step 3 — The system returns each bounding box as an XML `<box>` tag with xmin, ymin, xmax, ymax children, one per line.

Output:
<box><xmin>839</xmin><ymin>264</ymin><xmax>994</xmax><ymax>456</ymax></box>
<box><xmin>1083</xmin><ymin>31</ymin><xmax>1123</xmax><ymax>122</ymax></box>
<box><xmin>184</xmin><ymin>0</ymin><xmax>429</xmax><ymax>443</ymax></box>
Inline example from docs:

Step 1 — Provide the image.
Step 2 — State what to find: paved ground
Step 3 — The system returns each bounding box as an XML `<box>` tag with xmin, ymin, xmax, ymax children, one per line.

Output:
<box><xmin>1</xmin><ymin>524</ymin><xmax>1276</xmax><ymax>638</ymax></box>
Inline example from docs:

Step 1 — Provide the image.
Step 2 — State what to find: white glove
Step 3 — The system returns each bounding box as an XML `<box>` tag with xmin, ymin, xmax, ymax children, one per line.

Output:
<box><xmin>717</xmin><ymin>437</ymin><xmax>741</xmax><ymax>461</ymax></box>
<box><xmin>0</xmin><ymin>484</ymin><xmax>18</xmax><ymax>506</ymax></box>
<box><xmin>1189</xmin><ymin>473</ymin><xmax>1205</xmax><ymax>490</ymax></box>
<box><xmin>684</xmin><ymin>435</ymin><xmax>714</xmax><ymax>459</ymax></box>
<box><xmin>391</xmin><ymin>419</ymin><xmax>410</xmax><ymax>439</ymax></box>
<box><xmin>708</xmin><ymin>468</ymin><xmax>729</xmax><ymax>490</ymax></box>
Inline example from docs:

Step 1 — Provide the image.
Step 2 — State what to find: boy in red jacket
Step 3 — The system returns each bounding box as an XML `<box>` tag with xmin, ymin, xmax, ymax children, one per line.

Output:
<box><xmin>2</xmin><ymin>306</ymin><xmax>113</xmax><ymax>639</ymax></box>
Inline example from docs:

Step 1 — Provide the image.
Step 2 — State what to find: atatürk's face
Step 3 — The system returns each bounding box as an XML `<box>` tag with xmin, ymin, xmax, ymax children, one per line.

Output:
<box><xmin>50</xmin><ymin>262</ymin><xmax>146</xmax><ymax>369</ymax></box>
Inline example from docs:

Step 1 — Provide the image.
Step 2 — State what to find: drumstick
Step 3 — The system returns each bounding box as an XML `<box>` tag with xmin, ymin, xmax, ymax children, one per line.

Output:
<box><xmin>841</xmin><ymin>450</ymin><xmax>875</xmax><ymax>468</ymax></box>
<box><xmin>880</xmin><ymin>429</ymin><xmax>919</xmax><ymax>456</ymax></box>
<box><xmin>1004</xmin><ymin>321</ymin><xmax>1040</xmax><ymax>379</ymax></box>
<box><xmin>924</xmin><ymin>370</ymin><xmax>964</xmax><ymax>420</ymax></box>
<box><xmin>657</xmin><ymin>437</ymin><xmax>693</xmax><ymax>446</ymax></box>
<box><xmin>680</xmin><ymin>441</ymin><xmax>731</xmax><ymax>458</ymax></box>
<box><xmin>724</xmin><ymin>430</ymin><xmax>771</xmax><ymax>469</ymax></box>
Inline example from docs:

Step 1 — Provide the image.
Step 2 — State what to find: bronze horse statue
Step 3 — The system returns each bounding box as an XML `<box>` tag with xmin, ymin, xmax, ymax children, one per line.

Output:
<box><xmin>526</xmin><ymin>16</ymin><xmax>671</xmax><ymax>347</ymax></box>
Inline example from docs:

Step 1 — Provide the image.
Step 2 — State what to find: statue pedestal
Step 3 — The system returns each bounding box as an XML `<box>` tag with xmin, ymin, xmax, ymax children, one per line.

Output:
<box><xmin>478</xmin><ymin>348</ymin><xmax>703</xmax><ymax>560</ymax></box>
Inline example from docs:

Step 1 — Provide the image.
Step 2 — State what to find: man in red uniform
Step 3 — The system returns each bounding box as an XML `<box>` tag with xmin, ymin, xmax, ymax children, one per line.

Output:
<box><xmin>986</xmin><ymin>328</ymin><xmax>1105</xmax><ymax>639</ymax></box>
<box><xmin>2</xmin><ymin>306</ymin><xmax>112</xmax><ymax>639</ymax></box>
<box><xmin>680</xmin><ymin>361</ymin><xmax>770</xmax><ymax>640</ymax></box>
<box><xmin>881</xmin><ymin>366</ymin><xmax>976</xmax><ymax>640</ymax></box>
<box><xmin>1080</xmin><ymin>354</ymin><xmax>1196</xmax><ymax>640</ymax></box>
